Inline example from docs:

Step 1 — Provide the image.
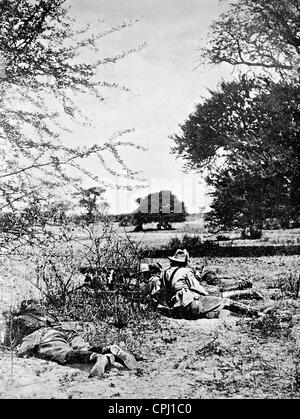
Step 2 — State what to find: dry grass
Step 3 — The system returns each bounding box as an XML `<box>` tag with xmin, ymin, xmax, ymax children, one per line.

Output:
<box><xmin>114</xmin><ymin>224</ymin><xmax>300</xmax><ymax>249</ymax></box>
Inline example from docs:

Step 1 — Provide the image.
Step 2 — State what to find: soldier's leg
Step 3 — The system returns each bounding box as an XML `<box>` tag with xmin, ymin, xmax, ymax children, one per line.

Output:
<box><xmin>66</xmin><ymin>330</ymin><xmax>137</xmax><ymax>371</ymax></box>
<box><xmin>66</xmin><ymin>329</ymin><xmax>92</xmax><ymax>351</ymax></box>
<box><xmin>65</xmin><ymin>329</ymin><xmax>108</xmax><ymax>355</ymax></box>
<box><xmin>182</xmin><ymin>296</ymin><xmax>262</xmax><ymax>319</ymax></box>
<box><xmin>224</xmin><ymin>299</ymin><xmax>262</xmax><ymax>317</ymax></box>
<box><xmin>32</xmin><ymin>328</ymin><xmax>113</xmax><ymax>377</ymax></box>
<box><xmin>65</xmin><ymin>349</ymin><xmax>96</xmax><ymax>363</ymax></box>
<box><xmin>220</xmin><ymin>279</ymin><xmax>253</xmax><ymax>292</ymax></box>
<box><xmin>37</xmin><ymin>329</ymin><xmax>74</xmax><ymax>364</ymax></box>
<box><xmin>221</xmin><ymin>289</ymin><xmax>264</xmax><ymax>300</ymax></box>
<box><xmin>65</xmin><ymin>350</ymin><xmax>115</xmax><ymax>378</ymax></box>
<box><xmin>182</xmin><ymin>296</ymin><xmax>227</xmax><ymax>320</ymax></box>
<box><xmin>180</xmin><ymin>301</ymin><xmax>200</xmax><ymax>319</ymax></box>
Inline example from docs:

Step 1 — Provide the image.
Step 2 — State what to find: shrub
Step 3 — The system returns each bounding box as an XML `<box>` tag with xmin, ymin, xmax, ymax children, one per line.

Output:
<box><xmin>181</xmin><ymin>234</ymin><xmax>203</xmax><ymax>249</ymax></box>
<box><xmin>166</xmin><ymin>237</ymin><xmax>182</xmax><ymax>251</ymax></box>
<box><xmin>5</xmin><ymin>216</ymin><xmax>155</xmax><ymax>331</ymax></box>
<box><xmin>166</xmin><ymin>235</ymin><xmax>203</xmax><ymax>252</ymax></box>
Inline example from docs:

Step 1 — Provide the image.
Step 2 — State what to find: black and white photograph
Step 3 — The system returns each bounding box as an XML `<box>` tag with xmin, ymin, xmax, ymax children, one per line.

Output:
<box><xmin>0</xmin><ymin>0</ymin><xmax>300</xmax><ymax>402</ymax></box>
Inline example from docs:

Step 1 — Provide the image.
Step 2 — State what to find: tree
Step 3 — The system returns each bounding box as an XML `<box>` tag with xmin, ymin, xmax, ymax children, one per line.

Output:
<box><xmin>76</xmin><ymin>187</ymin><xmax>109</xmax><ymax>223</ymax></box>
<box><xmin>171</xmin><ymin>77</ymin><xmax>300</xmax><ymax>229</ymax></box>
<box><xmin>206</xmin><ymin>161</ymin><xmax>295</xmax><ymax>232</ymax></box>
<box><xmin>0</xmin><ymin>0</ymin><xmax>143</xmax><ymax>211</ymax></box>
<box><xmin>132</xmin><ymin>190</ymin><xmax>187</xmax><ymax>230</ymax></box>
<box><xmin>46</xmin><ymin>199</ymin><xmax>72</xmax><ymax>224</ymax></box>
<box><xmin>198</xmin><ymin>0</ymin><xmax>300</xmax><ymax>76</ymax></box>
<box><xmin>171</xmin><ymin>0</ymin><xmax>299</xmax><ymax>232</ymax></box>
<box><xmin>0</xmin><ymin>0</ymin><xmax>144</xmax><ymax>252</ymax></box>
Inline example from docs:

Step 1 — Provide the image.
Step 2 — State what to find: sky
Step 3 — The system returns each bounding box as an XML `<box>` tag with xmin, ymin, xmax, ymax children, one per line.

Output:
<box><xmin>66</xmin><ymin>0</ymin><xmax>232</xmax><ymax>214</ymax></box>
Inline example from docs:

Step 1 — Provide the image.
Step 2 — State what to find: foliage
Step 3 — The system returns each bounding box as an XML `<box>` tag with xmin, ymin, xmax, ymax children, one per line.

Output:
<box><xmin>243</xmin><ymin>308</ymin><xmax>293</xmax><ymax>339</ymax></box>
<box><xmin>0</xmin><ymin>0</ymin><xmax>144</xmax><ymax>240</ymax></box>
<box><xmin>164</xmin><ymin>234</ymin><xmax>217</xmax><ymax>254</ymax></box>
<box><xmin>33</xmin><ymin>243</ymin><xmax>82</xmax><ymax>308</ymax></box>
<box><xmin>198</xmin><ymin>0</ymin><xmax>300</xmax><ymax>76</ymax></box>
<box><xmin>19</xmin><ymin>218</ymin><xmax>154</xmax><ymax>329</ymax></box>
<box><xmin>276</xmin><ymin>272</ymin><xmax>300</xmax><ymax>299</ymax></box>
<box><xmin>79</xmin><ymin>302</ymin><xmax>163</xmax><ymax>359</ymax></box>
<box><xmin>171</xmin><ymin>0</ymin><xmax>300</xmax><ymax>231</ymax></box>
<box><xmin>241</xmin><ymin>226</ymin><xmax>262</xmax><ymax>240</ymax></box>
<box><xmin>172</xmin><ymin>76</ymin><xmax>300</xmax><ymax>229</ymax></box>
<box><xmin>74</xmin><ymin>186</ymin><xmax>109</xmax><ymax>223</ymax></box>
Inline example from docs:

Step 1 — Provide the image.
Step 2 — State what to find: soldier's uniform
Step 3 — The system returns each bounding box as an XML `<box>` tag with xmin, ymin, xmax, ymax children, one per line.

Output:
<box><xmin>5</xmin><ymin>301</ymin><xmax>137</xmax><ymax>377</ymax></box>
<box><xmin>162</xmin><ymin>265</ymin><xmax>228</xmax><ymax>319</ymax></box>
<box><xmin>16</xmin><ymin>316</ymin><xmax>92</xmax><ymax>364</ymax></box>
<box><xmin>154</xmin><ymin>249</ymin><xmax>263</xmax><ymax>319</ymax></box>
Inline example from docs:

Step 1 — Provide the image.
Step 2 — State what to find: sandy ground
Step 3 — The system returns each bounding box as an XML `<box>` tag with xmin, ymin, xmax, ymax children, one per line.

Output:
<box><xmin>1</xmin><ymin>311</ymin><xmax>299</xmax><ymax>399</ymax></box>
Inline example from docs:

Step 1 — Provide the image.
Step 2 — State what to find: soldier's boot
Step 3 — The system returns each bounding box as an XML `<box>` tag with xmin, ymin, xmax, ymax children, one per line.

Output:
<box><xmin>65</xmin><ymin>350</ymin><xmax>95</xmax><ymax>364</ymax></box>
<box><xmin>103</xmin><ymin>344</ymin><xmax>137</xmax><ymax>370</ymax></box>
<box><xmin>89</xmin><ymin>345</ymin><xmax>104</xmax><ymax>354</ymax></box>
<box><xmin>65</xmin><ymin>350</ymin><xmax>113</xmax><ymax>378</ymax></box>
<box><xmin>225</xmin><ymin>300</ymin><xmax>263</xmax><ymax>318</ymax></box>
<box><xmin>89</xmin><ymin>353</ymin><xmax>114</xmax><ymax>378</ymax></box>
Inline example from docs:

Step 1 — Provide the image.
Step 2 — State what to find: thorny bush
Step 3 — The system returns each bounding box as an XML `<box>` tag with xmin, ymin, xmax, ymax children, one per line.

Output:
<box><xmin>26</xmin><ymin>218</ymin><xmax>158</xmax><ymax>331</ymax></box>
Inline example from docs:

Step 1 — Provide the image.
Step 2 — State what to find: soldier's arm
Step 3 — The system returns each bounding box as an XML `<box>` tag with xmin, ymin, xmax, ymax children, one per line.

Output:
<box><xmin>17</xmin><ymin>341</ymin><xmax>36</xmax><ymax>357</ymax></box>
<box><xmin>17</xmin><ymin>329</ymin><xmax>43</xmax><ymax>357</ymax></box>
<box><xmin>186</xmin><ymin>269</ymin><xmax>209</xmax><ymax>296</ymax></box>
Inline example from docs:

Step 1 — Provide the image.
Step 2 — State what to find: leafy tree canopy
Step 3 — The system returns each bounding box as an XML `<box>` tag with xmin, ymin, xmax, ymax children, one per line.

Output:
<box><xmin>76</xmin><ymin>186</ymin><xmax>109</xmax><ymax>222</ymax></box>
<box><xmin>198</xmin><ymin>0</ymin><xmax>300</xmax><ymax>75</ymax></box>
<box><xmin>172</xmin><ymin>76</ymin><xmax>299</xmax><ymax>172</ymax></box>
<box><xmin>171</xmin><ymin>76</ymin><xmax>300</xmax><ymax>228</ymax></box>
<box><xmin>172</xmin><ymin>0</ymin><xmax>300</xmax><ymax>230</ymax></box>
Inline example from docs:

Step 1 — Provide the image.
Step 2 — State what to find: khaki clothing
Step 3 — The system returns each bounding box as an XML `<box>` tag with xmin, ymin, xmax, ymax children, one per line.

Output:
<box><xmin>18</xmin><ymin>326</ymin><xmax>90</xmax><ymax>364</ymax></box>
<box><xmin>162</xmin><ymin>266</ymin><xmax>227</xmax><ymax>320</ymax></box>
<box><xmin>13</xmin><ymin>311</ymin><xmax>92</xmax><ymax>364</ymax></box>
<box><xmin>11</xmin><ymin>311</ymin><xmax>60</xmax><ymax>343</ymax></box>
<box><xmin>162</xmin><ymin>266</ymin><xmax>208</xmax><ymax>307</ymax></box>
<box><xmin>176</xmin><ymin>295</ymin><xmax>228</xmax><ymax>319</ymax></box>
